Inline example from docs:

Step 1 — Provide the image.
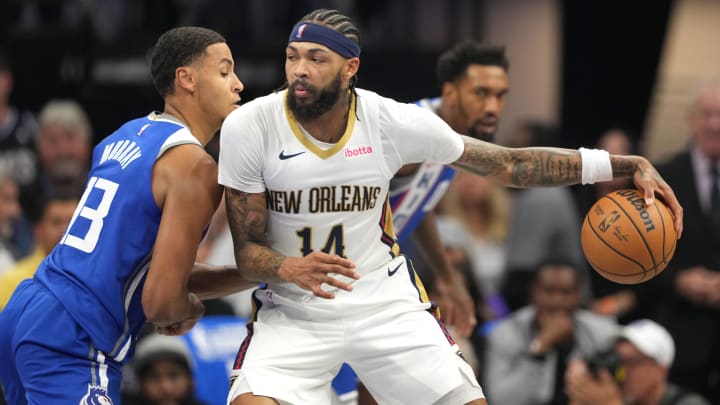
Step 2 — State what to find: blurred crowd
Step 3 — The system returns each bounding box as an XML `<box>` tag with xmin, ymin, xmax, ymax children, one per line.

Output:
<box><xmin>2</xmin><ymin>4</ymin><xmax>720</xmax><ymax>403</ymax></box>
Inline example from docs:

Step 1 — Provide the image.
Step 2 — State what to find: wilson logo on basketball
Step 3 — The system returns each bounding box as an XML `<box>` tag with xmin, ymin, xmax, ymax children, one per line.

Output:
<box><xmin>344</xmin><ymin>145</ymin><xmax>373</xmax><ymax>158</ymax></box>
<box><xmin>616</xmin><ymin>189</ymin><xmax>656</xmax><ymax>232</ymax></box>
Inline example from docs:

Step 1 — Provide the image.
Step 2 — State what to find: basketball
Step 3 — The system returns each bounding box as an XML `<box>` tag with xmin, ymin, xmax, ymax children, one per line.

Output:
<box><xmin>581</xmin><ymin>189</ymin><xmax>677</xmax><ymax>284</ymax></box>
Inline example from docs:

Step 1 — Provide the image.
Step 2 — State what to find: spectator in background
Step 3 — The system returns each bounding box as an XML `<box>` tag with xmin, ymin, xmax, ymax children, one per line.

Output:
<box><xmin>0</xmin><ymin>192</ymin><xmax>78</xmax><ymax>309</ymax></box>
<box><xmin>0</xmin><ymin>49</ymin><xmax>37</xmax><ymax>259</ymax></box>
<box><xmin>483</xmin><ymin>259</ymin><xmax>618</xmax><ymax>405</ymax></box>
<box><xmin>123</xmin><ymin>333</ymin><xmax>209</xmax><ymax>405</ymax></box>
<box><xmin>572</xmin><ymin>128</ymin><xmax>641</xmax><ymax>322</ymax></box>
<box><xmin>0</xmin><ymin>49</ymin><xmax>39</xmax><ymax>192</ymax></box>
<box><xmin>649</xmin><ymin>77</ymin><xmax>720</xmax><ymax>403</ymax></box>
<box><xmin>439</xmin><ymin>171</ymin><xmax>511</xmax><ymax>320</ymax></box>
<box><xmin>0</xmin><ymin>170</ymin><xmax>24</xmax><ymax>273</ymax></box>
<box><xmin>498</xmin><ymin>120</ymin><xmax>587</xmax><ymax>311</ymax></box>
<box><xmin>566</xmin><ymin>319</ymin><xmax>710</xmax><ymax>405</ymax></box>
<box><xmin>22</xmin><ymin>99</ymin><xmax>91</xmax><ymax>220</ymax></box>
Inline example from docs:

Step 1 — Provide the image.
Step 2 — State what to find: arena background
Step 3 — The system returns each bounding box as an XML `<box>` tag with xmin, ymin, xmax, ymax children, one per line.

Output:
<box><xmin>2</xmin><ymin>0</ymin><xmax>718</xmax><ymax>160</ymax></box>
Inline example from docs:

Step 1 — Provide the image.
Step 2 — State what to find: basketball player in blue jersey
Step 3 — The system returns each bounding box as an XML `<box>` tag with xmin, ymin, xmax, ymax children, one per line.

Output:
<box><xmin>0</xmin><ymin>27</ymin><xmax>256</xmax><ymax>404</ymax></box>
<box><xmin>389</xmin><ymin>41</ymin><xmax>511</xmax><ymax>339</ymax></box>
<box><xmin>219</xmin><ymin>9</ymin><xmax>683</xmax><ymax>405</ymax></box>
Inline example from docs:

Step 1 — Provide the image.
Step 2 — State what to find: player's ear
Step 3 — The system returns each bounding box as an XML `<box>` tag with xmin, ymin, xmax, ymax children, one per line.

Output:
<box><xmin>344</xmin><ymin>57</ymin><xmax>360</xmax><ymax>81</ymax></box>
<box><xmin>441</xmin><ymin>82</ymin><xmax>458</xmax><ymax>105</ymax></box>
<box><xmin>175</xmin><ymin>66</ymin><xmax>196</xmax><ymax>93</ymax></box>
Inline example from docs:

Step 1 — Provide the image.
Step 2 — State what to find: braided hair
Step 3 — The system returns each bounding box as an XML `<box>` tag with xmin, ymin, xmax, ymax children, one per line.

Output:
<box><xmin>297</xmin><ymin>9</ymin><xmax>361</xmax><ymax>95</ymax></box>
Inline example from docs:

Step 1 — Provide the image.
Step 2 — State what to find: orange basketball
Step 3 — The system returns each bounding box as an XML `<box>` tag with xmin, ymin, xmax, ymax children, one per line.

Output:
<box><xmin>581</xmin><ymin>189</ymin><xmax>677</xmax><ymax>284</ymax></box>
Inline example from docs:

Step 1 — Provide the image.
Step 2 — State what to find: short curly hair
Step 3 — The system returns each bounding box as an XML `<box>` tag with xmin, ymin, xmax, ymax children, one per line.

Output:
<box><xmin>150</xmin><ymin>26</ymin><xmax>226</xmax><ymax>97</ymax></box>
<box><xmin>436</xmin><ymin>41</ymin><xmax>508</xmax><ymax>86</ymax></box>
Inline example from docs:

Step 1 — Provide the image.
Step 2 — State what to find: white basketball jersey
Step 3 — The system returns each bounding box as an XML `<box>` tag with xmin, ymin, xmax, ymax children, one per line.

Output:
<box><xmin>219</xmin><ymin>88</ymin><xmax>463</xmax><ymax>298</ymax></box>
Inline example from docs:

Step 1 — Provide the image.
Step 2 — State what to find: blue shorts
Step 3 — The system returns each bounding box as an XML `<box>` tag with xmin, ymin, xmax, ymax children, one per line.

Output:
<box><xmin>0</xmin><ymin>279</ymin><xmax>121</xmax><ymax>405</ymax></box>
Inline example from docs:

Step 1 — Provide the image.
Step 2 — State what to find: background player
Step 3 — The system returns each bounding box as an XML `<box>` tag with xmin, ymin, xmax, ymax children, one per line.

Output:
<box><xmin>0</xmin><ymin>26</ymin><xmax>255</xmax><ymax>404</ymax></box>
<box><xmin>219</xmin><ymin>9</ymin><xmax>682</xmax><ymax>405</ymax></box>
<box><xmin>390</xmin><ymin>40</ymin><xmax>510</xmax><ymax>336</ymax></box>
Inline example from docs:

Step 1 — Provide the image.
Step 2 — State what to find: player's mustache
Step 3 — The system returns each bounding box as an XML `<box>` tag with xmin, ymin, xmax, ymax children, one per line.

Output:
<box><xmin>290</xmin><ymin>80</ymin><xmax>317</xmax><ymax>92</ymax></box>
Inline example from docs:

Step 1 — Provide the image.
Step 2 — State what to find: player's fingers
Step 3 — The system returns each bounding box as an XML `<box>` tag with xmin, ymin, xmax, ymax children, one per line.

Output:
<box><xmin>460</xmin><ymin>311</ymin><xmax>477</xmax><ymax>337</ymax></box>
<box><xmin>442</xmin><ymin>304</ymin><xmax>456</xmax><ymax>328</ymax></box>
<box><xmin>323</xmin><ymin>275</ymin><xmax>355</xmax><ymax>292</ymax></box>
<box><xmin>661</xmin><ymin>186</ymin><xmax>684</xmax><ymax>238</ymax></box>
<box><xmin>454</xmin><ymin>315</ymin><xmax>472</xmax><ymax>338</ymax></box>
<box><xmin>451</xmin><ymin>302</ymin><xmax>474</xmax><ymax>337</ymax></box>
<box><xmin>316</xmin><ymin>252</ymin><xmax>356</xmax><ymax>269</ymax></box>
<box><xmin>325</xmin><ymin>264</ymin><xmax>361</xmax><ymax>280</ymax></box>
<box><xmin>641</xmin><ymin>183</ymin><xmax>655</xmax><ymax>205</ymax></box>
<box><xmin>312</xmin><ymin>285</ymin><xmax>336</xmax><ymax>299</ymax></box>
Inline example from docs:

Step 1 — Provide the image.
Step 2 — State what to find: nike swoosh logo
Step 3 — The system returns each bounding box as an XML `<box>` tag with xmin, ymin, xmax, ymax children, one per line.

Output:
<box><xmin>387</xmin><ymin>262</ymin><xmax>403</xmax><ymax>277</ymax></box>
<box><xmin>278</xmin><ymin>150</ymin><xmax>306</xmax><ymax>160</ymax></box>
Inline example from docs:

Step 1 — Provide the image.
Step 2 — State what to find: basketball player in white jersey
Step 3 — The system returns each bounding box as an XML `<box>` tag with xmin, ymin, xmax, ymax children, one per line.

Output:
<box><xmin>218</xmin><ymin>9</ymin><xmax>683</xmax><ymax>405</ymax></box>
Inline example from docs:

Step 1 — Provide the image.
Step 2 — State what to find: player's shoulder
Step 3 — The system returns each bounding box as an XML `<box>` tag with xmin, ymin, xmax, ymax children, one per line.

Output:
<box><xmin>355</xmin><ymin>88</ymin><xmax>429</xmax><ymax>120</ymax></box>
<box><xmin>355</xmin><ymin>88</ymin><xmax>407</xmax><ymax>107</ymax></box>
<box><xmin>111</xmin><ymin>113</ymin><xmax>183</xmax><ymax>138</ymax></box>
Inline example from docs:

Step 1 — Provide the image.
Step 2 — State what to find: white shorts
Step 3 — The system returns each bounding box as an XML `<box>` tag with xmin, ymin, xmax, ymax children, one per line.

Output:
<box><xmin>227</xmin><ymin>256</ymin><xmax>484</xmax><ymax>405</ymax></box>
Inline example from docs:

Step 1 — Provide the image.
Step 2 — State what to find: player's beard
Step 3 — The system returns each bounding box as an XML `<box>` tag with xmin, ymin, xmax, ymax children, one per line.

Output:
<box><xmin>468</xmin><ymin>116</ymin><xmax>498</xmax><ymax>143</ymax></box>
<box><xmin>287</xmin><ymin>73</ymin><xmax>343</xmax><ymax>121</ymax></box>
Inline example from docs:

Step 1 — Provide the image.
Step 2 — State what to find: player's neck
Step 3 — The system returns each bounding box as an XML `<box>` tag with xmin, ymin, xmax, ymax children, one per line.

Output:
<box><xmin>296</xmin><ymin>92</ymin><xmax>351</xmax><ymax>144</ymax></box>
<box><xmin>162</xmin><ymin>100</ymin><xmax>216</xmax><ymax>146</ymax></box>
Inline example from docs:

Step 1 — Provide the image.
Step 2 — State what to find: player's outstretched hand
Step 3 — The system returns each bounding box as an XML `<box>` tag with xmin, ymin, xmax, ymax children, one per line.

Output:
<box><xmin>631</xmin><ymin>157</ymin><xmax>683</xmax><ymax>237</ymax></box>
<box><xmin>153</xmin><ymin>293</ymin><xmax>205</xmax><ymax>336</ymax></box>
<box><xmin>434</xmin><ymin>272</ymin><xmax>476</xmax><ymax>338</ymax></box>
<box><xmin>154</xmin><ymin>315</ymin><xmax>201</xmax><ymax>336</ymax></box>
<box><xmin>279</xmin><ymin>251</ymin><xmax>359</xmax><ymax>299</ymax></box>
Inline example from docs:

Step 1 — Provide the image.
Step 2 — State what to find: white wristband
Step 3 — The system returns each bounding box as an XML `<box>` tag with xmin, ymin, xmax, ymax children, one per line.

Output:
<box><xmin>579</xmin><ymin>147</ymin><xmax>613</xmax><ymax>185</ymax></box>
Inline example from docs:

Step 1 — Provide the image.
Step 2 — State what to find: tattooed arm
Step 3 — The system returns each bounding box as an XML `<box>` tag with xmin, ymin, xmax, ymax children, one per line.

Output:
<box><xmin>451</xmin><ymin>135</ymin><xmax>684</xmax><ymax>235</ymax></box>
<box><xmin>224</xmin><ymin>187</ymin><xmax>359</xmax><ymax>299</ymax></box>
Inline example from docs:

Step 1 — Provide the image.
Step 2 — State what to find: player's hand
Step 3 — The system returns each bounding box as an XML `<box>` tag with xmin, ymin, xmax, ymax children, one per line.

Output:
<box><xmin>154</xmin><ymin>315</ymin><xmax>201</xmax><ymax>336</ymax></box>
<box><xmin>153</xmin><ymin>293</ymin><xmax>205</xmax><ymax>336</ymax></box>
<box><xmin>631</xmin><ymin>157</ymin><xmax>683</xmax><ymax>238</ymax></box>
<box><xmin>278</xmin><ymin>251</ymin><xmax>359</xmax><ymax>299</ymax></box>
<box><xmin>434</xmin><ymin>272</ymin><xmax>477</xmax><ymax>338</ymax></box>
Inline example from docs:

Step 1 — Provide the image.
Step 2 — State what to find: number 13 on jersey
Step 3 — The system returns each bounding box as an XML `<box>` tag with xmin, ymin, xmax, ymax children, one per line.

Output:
<box><xmin>61</xmin><ymin>176</ymin><xmax>119</xmax><ymax>253</ymax></box>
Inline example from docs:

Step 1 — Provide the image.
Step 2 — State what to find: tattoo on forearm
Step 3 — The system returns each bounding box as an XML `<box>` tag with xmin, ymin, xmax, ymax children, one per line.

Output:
<box><xmin>225</xmin><ymin>188</ymin><xmax>284</xmax><ymax>282</ymax></box>
<box><xmin>453</xmin><ymin>137</ymin><xmax>582</xmax><ymax>187</ymax></box>
<box><xmin>610</xmin><ymin>156</ymin><xmax>638</xmax><ymax>178</ymax></box>
<box><xmin>508</xmin><ymin>149</ymin><xmax>581</xmax><ymax>186</ymax></box>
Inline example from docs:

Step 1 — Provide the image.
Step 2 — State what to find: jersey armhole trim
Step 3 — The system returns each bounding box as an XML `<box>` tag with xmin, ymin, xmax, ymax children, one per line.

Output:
<box><xmin>157</xmin><ymin>128</ymin><xmax>202</xmax><ymax>158</ymax></box>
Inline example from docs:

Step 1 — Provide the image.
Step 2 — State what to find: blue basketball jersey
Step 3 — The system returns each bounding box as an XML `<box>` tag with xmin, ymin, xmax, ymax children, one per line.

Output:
<box><xmin>389</xmin><ymin>97</ymin><xmax>458</xmax><ymax>241</ymax></box>
<box><xmin>34</xmin><ymin>112</ymin><xmax>201</xmax><ymax>363</ymax></box>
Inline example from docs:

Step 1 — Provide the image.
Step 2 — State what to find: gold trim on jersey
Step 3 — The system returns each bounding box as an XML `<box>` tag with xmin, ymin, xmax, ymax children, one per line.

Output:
<box><xmin>379</xmin><ymin>195</ymin><xmax>401</xmax><ymax>257</ymax></box>
<box><xmin>406</xmin><ymin>258</ymin><xmax>441</xmax><ymax>319</ymax></box>
<box><xmin>283</xmin><ymin>90</ymin><xmax>357</xmax><ymax>159</ymax></box>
